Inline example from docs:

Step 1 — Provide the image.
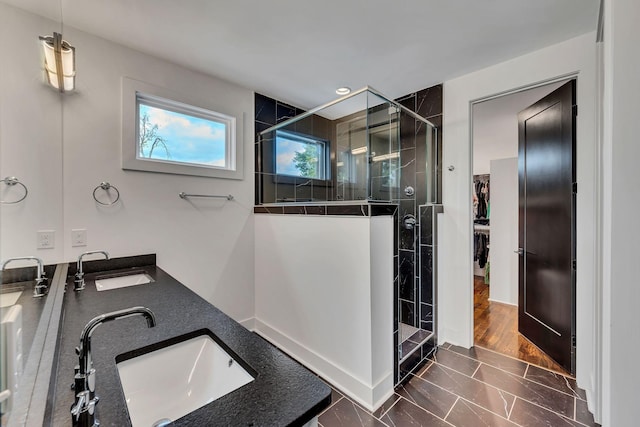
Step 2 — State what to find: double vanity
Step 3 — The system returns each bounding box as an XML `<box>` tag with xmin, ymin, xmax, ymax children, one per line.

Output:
<box><xmin>1</xmin><ymin>254</ymin><xmax>330</xmax><ymax>426</ymax></box>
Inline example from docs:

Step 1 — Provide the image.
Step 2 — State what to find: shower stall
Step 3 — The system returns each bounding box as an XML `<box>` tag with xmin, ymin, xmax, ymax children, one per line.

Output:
<box><xmin>256</xmin><ymin>86</ymin><xmax>441</xmax><ymax>386</ymax></box>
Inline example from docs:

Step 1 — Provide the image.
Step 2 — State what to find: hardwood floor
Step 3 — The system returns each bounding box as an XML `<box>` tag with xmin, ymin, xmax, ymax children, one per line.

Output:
<box><xmin>473</xmin><ymin>275</ymin><xmax>570</xmax><ymax>375</ymax></box>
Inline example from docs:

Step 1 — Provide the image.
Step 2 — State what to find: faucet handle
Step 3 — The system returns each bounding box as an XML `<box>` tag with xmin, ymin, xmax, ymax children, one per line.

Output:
<box><xmin>70</xmin><ymin>391</ymin><xmax>87</xmax><ymax>420</ymax></box>
<box><xmin>74</xmin><ymin>273</ymin><xmax>85</xmax><ymax>291</ymax></box>
<box><xmin>33</xmin><ymin>275</ymin><xmax>49</xmax><ymax>298</ymax></box>
<box><xmin>35</xmin><ymin>274</ymin><xmax>48</xmax><ymax>286</ymax></box>
<box><xmin>71</xmin><ymin>363</ymin><xmax>80</xmax><ymax>390</ymax></box>
<box><xmin>88</xmin><ymin>395</ymin><xmax>99</xmax><ymax>413</ymax></box>
<box><xmin>70</xmin><ymin>389</ymin><xmax>100</xmax><ymax>426</ymax></box>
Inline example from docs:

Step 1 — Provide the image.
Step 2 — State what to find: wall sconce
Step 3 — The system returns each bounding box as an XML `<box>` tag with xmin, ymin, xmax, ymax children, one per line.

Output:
<box><xmin>371</xmin><ymin>152</ymin><xmax>400</xmax><ymax>162</ymax></box>
<box><xmin>39</xmin><ymin>32</ymin><xmax>75</xmax><ymax>92</ymax></box>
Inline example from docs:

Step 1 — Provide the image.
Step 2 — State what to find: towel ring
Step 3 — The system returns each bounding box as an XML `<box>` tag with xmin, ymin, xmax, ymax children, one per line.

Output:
<box><xmin>1</xmin><ymin>176</ymin><xmax>28</xmax><ymax>204</ymax></box>
<box><xmin>93</xmin><ymin>182</ymin><xmax>120</xmax><ymax>206</ymax></box>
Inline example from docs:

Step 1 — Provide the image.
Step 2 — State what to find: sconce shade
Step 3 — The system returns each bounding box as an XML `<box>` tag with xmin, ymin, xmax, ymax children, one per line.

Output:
<box><xmin>371</xmin><ymin>152</ymin><xmax>400</xmax><ymax>162</ymax></box>
<box><xmin>39</xmin><ymin>32</ymin><xmax>75</xmax><ymax>92</ymax></box>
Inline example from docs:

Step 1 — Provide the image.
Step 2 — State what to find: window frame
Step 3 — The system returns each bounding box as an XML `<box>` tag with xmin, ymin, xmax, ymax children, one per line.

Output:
<box><xmin>274</xmin><ymin>129</ymin><xmax>331</xmax><ymax>182</ymax></box>
<box><xmin>122</xmin><ymin>77</ymin><xmax>243</xmax><ymax>180</ymax></box>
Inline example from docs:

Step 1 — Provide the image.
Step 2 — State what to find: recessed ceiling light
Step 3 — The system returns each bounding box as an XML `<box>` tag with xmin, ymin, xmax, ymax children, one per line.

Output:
<box><xmin>336</xmin><ymin>87</ymin><xmax>351</xmax><ymax>95</ymax></box>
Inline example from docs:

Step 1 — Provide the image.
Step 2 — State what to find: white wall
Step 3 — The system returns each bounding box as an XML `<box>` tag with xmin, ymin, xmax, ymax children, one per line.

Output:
<box><xmin>1</xmin><ymin>3</ymin><xmax>255</xmax><ymax>323</ymax></box>
<box><xmin>254</xmin><ymin>214</ymin><xmax>393</xmax><ymax>411</ymax></box>
<box><xmin>601</xmin><ymin>0</ymin><xmax>640</xmax><ymax>425</ymax></box>
<box><xmin>441</xmin><ymin>31</ymin><xmax>597</xmax><ymax>410</ymax></box>
<box><xmin>60</xmin><ymin>26</ymin><xmax>255</xmax><ymax>321</ymax></box>
<box><xmin>488</xmin><ymin>158</ymin><xmax>518</xmax><ymax>305</ymax></box>
<box><xmin>369</xmin><ymin>216</ymin><xmax>394</xmax><ymax>406</ymax></box>
<box><xmin>472</xmin><ymin>82</ymin><xmax>563</xmax><ymax>175</ymax></box>
<box><xmin>0</xmin><ymin>4</ymin><xmax>63</xmax><ymax>265</ymax></box>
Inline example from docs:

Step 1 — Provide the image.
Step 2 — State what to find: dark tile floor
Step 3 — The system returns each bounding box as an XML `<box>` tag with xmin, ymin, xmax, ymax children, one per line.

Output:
<box><xmin>318</xmin><ymin>343</ymin><xmax>600</xmax><ymax>427</ymax></box>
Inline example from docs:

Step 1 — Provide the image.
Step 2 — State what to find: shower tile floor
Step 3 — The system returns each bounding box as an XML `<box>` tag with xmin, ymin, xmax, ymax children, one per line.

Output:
<box><xmin>317</xmin><ymin>343</ymin><xmax>599</xmax><ymax>427</ymax></box>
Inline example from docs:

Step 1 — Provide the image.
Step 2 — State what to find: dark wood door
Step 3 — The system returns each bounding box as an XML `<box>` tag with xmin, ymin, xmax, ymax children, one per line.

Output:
<box><xmin>517</xmin><ymin>81</ymin><xmax>576</xmax><ymax>374</ymax></box>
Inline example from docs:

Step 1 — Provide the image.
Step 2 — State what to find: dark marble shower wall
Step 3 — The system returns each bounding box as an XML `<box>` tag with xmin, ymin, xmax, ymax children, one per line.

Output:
<box><xmin>254</xmin><ymin>93</ymin><xmax>334</xmax><ymax>204</ymax></box>
<box><xmin>394</xmin><ymin>84</ymin><xmax>443</xmax><ymax>383</ymax></box>
<box><xmin>419</xmin><ymin>205</ymin><xmax>443</xmax><ymax>331</ymax></box>
<box><xmin>395</xmin><ymin>85</ymin><xmax>442</xmax><ymax>325</ymax></box>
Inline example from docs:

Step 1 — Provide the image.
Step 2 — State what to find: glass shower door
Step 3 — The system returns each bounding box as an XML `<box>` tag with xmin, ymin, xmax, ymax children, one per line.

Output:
<box><xmin>367</xmin><ymin>91</ymin><xmax>400</xmax><ymax>201</ymax></box>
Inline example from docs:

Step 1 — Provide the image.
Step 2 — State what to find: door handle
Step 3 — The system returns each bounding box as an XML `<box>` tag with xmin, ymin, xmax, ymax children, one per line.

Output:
<box><xmin>514</xmin><ymin>248</ymin><xmax>524</xmax><ymax>256</ymax></box>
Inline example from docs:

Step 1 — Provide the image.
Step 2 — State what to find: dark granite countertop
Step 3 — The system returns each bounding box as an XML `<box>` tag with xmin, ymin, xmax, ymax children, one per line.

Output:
<box><xmin>49</xmin><ymin>260</ymin><xmax>330</xmax><ymax>426</ymax></box>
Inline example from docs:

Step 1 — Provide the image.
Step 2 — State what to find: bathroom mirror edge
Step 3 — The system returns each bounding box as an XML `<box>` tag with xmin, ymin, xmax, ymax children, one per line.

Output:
<box><xmin>5</xmin><ymin>263</ymin><xmax>66</xmax><ymax>426</ymax></box>
<box><xmin>0</xmin><ymin>2</ymin><xmax>64</xmax><ymax>424</ymax></box>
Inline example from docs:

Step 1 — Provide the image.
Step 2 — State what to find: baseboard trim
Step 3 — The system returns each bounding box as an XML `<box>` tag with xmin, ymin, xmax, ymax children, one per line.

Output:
<box><xmin>488</xmin><ymin>297</ymin><xmax>518</xmax><ymax>306</ymax></box>
<box><xmin>238</xmin><ymin>317</ymin><xmax>256</xmax><ymax>331</ymax></box>
<box><xmin>254</xmin><ymin>318</ymin><xmax>393</xmax><ymax>412</ymax></box>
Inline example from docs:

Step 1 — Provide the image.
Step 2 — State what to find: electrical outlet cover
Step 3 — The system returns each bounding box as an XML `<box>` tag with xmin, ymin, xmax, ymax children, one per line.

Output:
<box><xmin>37</xmin><ymin>230</ymin><xmax>55</xmax><ymax>249</ymax></box>
<box><xmin>72</xmin><ymin>229</ymin><xmax>87</xmax><ymax>247</ymax></box>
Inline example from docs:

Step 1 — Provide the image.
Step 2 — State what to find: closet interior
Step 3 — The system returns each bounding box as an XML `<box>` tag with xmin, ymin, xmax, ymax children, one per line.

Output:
<box><xmin>473</xmin><ymin>174</ymin><xmax>490</xmax><ymax>285</ymax></box>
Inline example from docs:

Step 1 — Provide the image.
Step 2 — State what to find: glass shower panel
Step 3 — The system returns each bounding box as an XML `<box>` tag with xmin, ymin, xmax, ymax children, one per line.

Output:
<box><xmin>397</xmin><ymin>105</ymin><xmax>438</xmax><ymax>369</ymax></box>
<box><xmin>257</xmin><ymin>129</ymin><xmax>276</xmax><ymax>204</ymax></box>
<box><xmin>259</xmin><ymin>116</ymin><xmax>336</xmax><ymax>203</ymax></box>
<box><xmin>333</xmin><ymin>91</ymin><xmax>368</xmax><ymax>201</ymax></box>
<box><xmin>367</xmin><ymin>92</ymin><xmax>399</xmax><ymax>201</ymax></box>
<box><xmin>256</xmin><ymin>87</ymin><xmax>429</xmax><ymax>205</ymax></box>
<box><xmin>335</xmin><ymin>113</ymin><xmax>367</xmax><ymax>201</ymax></box>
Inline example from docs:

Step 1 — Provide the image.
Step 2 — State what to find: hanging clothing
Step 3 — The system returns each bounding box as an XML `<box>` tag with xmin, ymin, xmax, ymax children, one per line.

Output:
<box><xmin>484</xmin><ymin>261</ymin><xmax>490</xmax><ymax>285</ymax></box>
<box><xmin>473</xmin><ymin>175</ymin><xmax>490</xmax><ymax>219</ymax></box>
<box><xmin>474</xmin><ymin>232</ymin><xmax>490</xmax><ymax>268</ymax></box>
<box><xmin>473</xmin><ymin>192</ymin><xmax>479</xmax><ymax>218</ymax></box>
<box><xmin>474</xmin><ymin>233</ymin><xmax>479</xmax><ymax>261</ymax></box>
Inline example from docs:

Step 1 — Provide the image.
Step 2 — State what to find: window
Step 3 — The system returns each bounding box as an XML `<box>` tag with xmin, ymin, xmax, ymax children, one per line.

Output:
<box><xmin>275</xmin><ymin>130</ymin><xmax>328</xmax><ymax>180</ymax></box>
<box><xmin>137</xmin><ymin>94</ymin><xmax>233</xmax><ymax>168</ymax></box>
<box><xmin>122</xmin><ymin>78</ymin><xmax>243</xmax><ymax>179</ymax></box>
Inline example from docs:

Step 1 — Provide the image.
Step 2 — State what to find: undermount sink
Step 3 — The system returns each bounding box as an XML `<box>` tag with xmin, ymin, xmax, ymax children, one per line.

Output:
<box><xmin>94</xmin><ymin>272</ymin><xmax>153</xmax><ymax>291</ymax></box>
<box><xmin>0</xmin><ymin>290</ymin><xmax>22</xmax><ymax>308</ymax></box>
<box><xmin>116</xmin><ymin>331</ymin><xmax>255</xmax><ymax>426</ymax></box>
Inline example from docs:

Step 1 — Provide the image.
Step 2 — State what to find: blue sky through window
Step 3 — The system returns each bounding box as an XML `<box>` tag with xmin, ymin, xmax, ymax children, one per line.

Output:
<box><xmin>139</xmin><ymin>103</ymin><xmax>226</xmax><ymax>167</ymax></box>
<box><xmin>276</xmin><ymin>136</ymin><xmax>308</xmax><ymax>176</ymax></box>
<box><xmin>275</xmin><ymin>132</ymin><xmax>324</xmax><ymax>178</ymax></box>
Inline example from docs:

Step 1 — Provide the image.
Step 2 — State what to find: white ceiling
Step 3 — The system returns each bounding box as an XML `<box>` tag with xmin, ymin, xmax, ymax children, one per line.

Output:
<box><xmin>5</xmin><ymin>0</ymin><xmax>599</xmax><ymax>110</ymax></box>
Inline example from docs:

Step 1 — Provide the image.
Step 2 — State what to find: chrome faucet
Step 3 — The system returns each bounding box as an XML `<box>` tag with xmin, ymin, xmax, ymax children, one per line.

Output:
<box><xmin>71</xmin><ymin>306</ymin><xmax>156</xmax><ymax>427</ymax></box>
<box><xmin>74</xmin><ymin>250</ymin><xmax>110</xmax><ymax>291</ymax></box>
<box><xmin>1</xmin><ymin>256</ymin><xmax>48</xmax><ymax>297</ymax></box>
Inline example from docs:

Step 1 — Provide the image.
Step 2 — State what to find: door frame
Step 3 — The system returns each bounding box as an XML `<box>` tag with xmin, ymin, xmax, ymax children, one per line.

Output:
<box><xmin>440</xmin><ymin>33</ymin><xmax>599</xmax><ymax>422</ymax></box>
<box><xmin>469</xmin><ymin>74</ymin><xmax>579</xmax><ymax>362</ymax></box>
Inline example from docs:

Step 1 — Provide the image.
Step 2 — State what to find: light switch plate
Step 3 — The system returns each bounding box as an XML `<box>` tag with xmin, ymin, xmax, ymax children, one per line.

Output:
<box><xmin>37</xmin><ymin>230</ymin><xmax>55</xmax><ymax>249</ymax></box>
<box><xmin>72</xmin><ymin>229</ymin><xmax>87</xmax><ymax>247</ymax></box>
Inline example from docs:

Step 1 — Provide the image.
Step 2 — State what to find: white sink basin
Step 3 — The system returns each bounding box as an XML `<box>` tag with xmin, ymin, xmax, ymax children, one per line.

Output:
<box><xmin>94</xmin><ymin>273</ymin><xmax>153</xmax><ymax>291</ymax></box>
<box><xmin>117</xmin><ymin>333</ymin><xmax>255</xmax><ymax>426</ymax></box>
<box><xmin>0</xmin><ymin>291</ymin><xmax>22</xmax><ymax>308</ymax></box>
